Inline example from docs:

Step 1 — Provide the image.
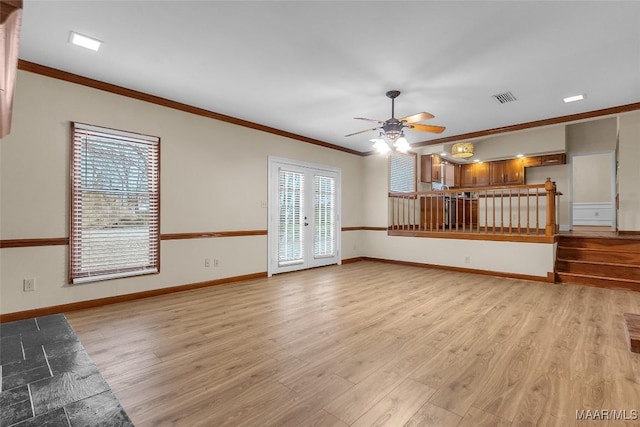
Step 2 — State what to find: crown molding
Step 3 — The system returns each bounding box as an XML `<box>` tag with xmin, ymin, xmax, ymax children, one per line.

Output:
<box><xmin>411</xmin><ymin>102</ymin><xmax>640</xmax><ymax>149</ymax></box>
<box><xmin>17</xmin><ymin>60</ymin><xmax>640</xmax><ymax>158</ymax></box>
<box><xmin>17</xmin><ymin>60</ymin><xmax>364</xmax><ymax>156</ymax></box>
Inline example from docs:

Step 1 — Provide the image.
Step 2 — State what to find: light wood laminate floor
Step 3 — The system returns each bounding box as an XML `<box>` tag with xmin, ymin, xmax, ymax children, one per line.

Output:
<box><xmin>66</xmin><ymin>261</ymin><xmax>640</xmax><ymax>426</ymax></box>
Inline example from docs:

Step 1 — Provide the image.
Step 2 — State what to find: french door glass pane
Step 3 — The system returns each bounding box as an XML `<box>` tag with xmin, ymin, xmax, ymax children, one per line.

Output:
<box><xmin>314</xmin><ymin>175</ymin><xmax>335</xmax><ymax>258</ymax></box>
<box><xmin>278</xmin><ymin>170</ymin><xmax>304</xmax><ymax>266</ymax></box>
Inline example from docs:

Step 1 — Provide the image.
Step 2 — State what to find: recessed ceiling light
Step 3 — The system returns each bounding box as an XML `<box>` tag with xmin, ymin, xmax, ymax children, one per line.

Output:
<box><xmin>516</xmin><ymin>154</ymin><xmax>524</xmax><ymax>158</ymax></box>
<box><xmin>69</xmin><ymin>31</ymin><xmax>102</xmax><ymax>51</ymax></box>
<box><xmin>474</xmin><ymin>159</ymin><xmax>480</xmax><ymax>163</ymax></box>
<box><xmin>563</xmin><ymin>94</ymin><xmax>585</xmax><ymax>103</ymax></box>
<box><xmin>440</xmin><ymin>152</ymin><xmax>447</xmax><ymax>156</ymax></box>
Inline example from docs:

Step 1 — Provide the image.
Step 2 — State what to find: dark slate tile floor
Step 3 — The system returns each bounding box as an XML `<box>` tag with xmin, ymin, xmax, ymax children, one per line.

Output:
<box><xmin>0</xmin><ymin>314</ymin><xmax>133</xmax><ymax>426</ymax></box>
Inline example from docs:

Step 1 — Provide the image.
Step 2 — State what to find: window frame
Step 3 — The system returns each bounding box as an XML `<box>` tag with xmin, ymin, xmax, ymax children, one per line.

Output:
<box><xmin>69</xmin><ymin>122</ymin><xmax>161</xmax><ymax>284</ymax></box>
<box><xmin>388</xmin><ymin>151</ymin><xmax>417</xmax><ymax>194</ymax></box>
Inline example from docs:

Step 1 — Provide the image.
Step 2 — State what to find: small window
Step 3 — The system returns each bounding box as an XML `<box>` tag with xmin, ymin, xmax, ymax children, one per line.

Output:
<box><xmin>70</xmin><ymin>123</ymin><xmax>160</xmax><ymax>284</ymax></box>
<box><xmin>389</xmin><ymin>152</ymin><xmax>416</xmax><ymax>193</ymax></box>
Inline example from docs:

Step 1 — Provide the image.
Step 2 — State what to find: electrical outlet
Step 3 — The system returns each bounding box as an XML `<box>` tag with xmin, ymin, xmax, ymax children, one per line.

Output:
<box><xmin>464</xmin><ymin>256</ymin><xmax>471</xmax><ymax>264</ymax></box>
<box><xmin>23</xmin><ymin>278</ymin><xmax>35</xmax><ymax>292</ymax></box>
<box><xmin>214</xmin><ymin>258</ymin><xmax>219</xmax><ymax>267</ymax></box>
<box><xmin>204</xmin><ymin>258</ymin><xmax>210</xmax><ymax>268</ymax></box>
<box><xmin>260</xmin><ymin>200</ymin><xmax>268</xmax><ymax>208</ymax></box>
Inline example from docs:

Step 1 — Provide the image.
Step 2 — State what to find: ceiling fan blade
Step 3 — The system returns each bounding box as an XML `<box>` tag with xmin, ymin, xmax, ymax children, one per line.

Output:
<box><xmin>354</xmin><ymin>117</ymin><xmax>385</xmax><ymax>123</ymax></box>
<box><xmin>399</xmin><ymin>112</ymin><xmax>434</xmax><ymax>123</ymax></box>
<box><xmin>408</xmin><ymin>123</ymin><xmax>446</xmax><ymax>134</ymax></box>
<box><xmin>344</xmin><ymin>127</ymin><xmax>380</xmax><ymax>137</ymax></box>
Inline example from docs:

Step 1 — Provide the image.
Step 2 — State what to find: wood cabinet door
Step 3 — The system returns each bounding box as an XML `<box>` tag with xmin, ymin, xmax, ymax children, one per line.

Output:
<box><xmin>490</xmin><ymin>160</ymin><xmax>507</xmax><ymax>185</ymax></box>
<box><xmin>540</xmin><ymin>153</ymin><xmax>566</xmax><ymax>166</ymax></box>
<box><xmin>420</xmin><ymin>155</ymin><xmax>432</xmax><ymax>183</ymax></box>
<box><xmin>475</xmin><ymin>162</ymin><xmax>490</xmax><ymax>186</ymax></box>
<box><xmin>431</xmin><ymin>155</ymin><xmax>442</xmax><ymax>182</ymax></box>
<box><xmin>461</xmin><ymin>164</ymin><xmax>475</xmax><ymax>187</ymax></box>
<box><xmin>523</xmin><ymin>156</ymin><xmax>541</xmax><ymax>168</ymax></box>
<box><xmin>504</xmin><ymin>158</ymin><xmax>524</xmax><ymax>184</ymax></box>
<box><xmin>523</xmin><ymin>154</ymin><xmax>566</xmax><ymax>168</ymax></box>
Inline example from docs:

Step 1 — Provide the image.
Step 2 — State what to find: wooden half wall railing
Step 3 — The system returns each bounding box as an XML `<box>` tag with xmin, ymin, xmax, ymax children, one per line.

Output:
<box><xmin>389</xmin><ymin>178</ymin><xmax>558</xmax><ymax>238</ymax></box>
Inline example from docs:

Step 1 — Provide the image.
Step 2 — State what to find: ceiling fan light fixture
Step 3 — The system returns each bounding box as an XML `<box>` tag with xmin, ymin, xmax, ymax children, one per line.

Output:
<box><xmin>394</xmin><ymin>134</ymin><xmax>410</xmax><ymax>153</ymax></box>
<box><xmin>346</xmin><ymin>91</ymin><xmax>445</xmax><ymax>150</ymax></box>
<box><xmin>451</xmin><ymin>142</ymin><xmax>474</xmax><ymax>158</ymax></box>
<box><xmin>372</xmin><ymin>137</ymin><xmax>391</xmax><ymax>154</ymax></box>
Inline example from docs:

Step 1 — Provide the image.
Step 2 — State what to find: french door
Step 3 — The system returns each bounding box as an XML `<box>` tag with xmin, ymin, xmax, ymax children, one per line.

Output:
<box><xmin>268</xmin><ymin>158</ymin><xmax>341</xmax><ymax>276</ymax></box>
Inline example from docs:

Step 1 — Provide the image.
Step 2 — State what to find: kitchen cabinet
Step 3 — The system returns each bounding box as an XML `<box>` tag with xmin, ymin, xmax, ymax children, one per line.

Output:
<box><xmin>461</xmin><ymin>162</ymin><xmax>490</xmax><ymax>187</ymax></box>
<box><xmin>431</xmin><ymin>155</ymin><xmax>442</xmax><ymax>183</ymax></box>
<box><xmin>523</xmin><ymin>153</ymin><xmax>566</xmax><ymax>168</ymax></box>
<box><xmin>420</xmin><ymin>155</ymin><xmax>432</xmax><ymax>183</ymax></box>
<box><xmin>438</xmin><ymin>152</ymin><xmax>565</xmax><ymax>189</ymax></box>
<box><xmin>490</xmin><ymin>159</ymin><xmax>524</xmax><ymax>185</ymax></box>
<box><xmin>420</xmin><ymin>154</ymin><xmax>445</xmax><ymax>184</ymax></box>
<box><xmin>539</xmin><ymin>153</ymin><xmax>566</xmax><ymax>166</ymax></box>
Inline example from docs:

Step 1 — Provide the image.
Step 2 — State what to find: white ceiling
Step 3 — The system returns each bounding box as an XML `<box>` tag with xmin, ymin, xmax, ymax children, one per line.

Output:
<box><xmin>19</xmin><ymin>1</ymin><xmax>640</xmax><ymax>154</ymax></box>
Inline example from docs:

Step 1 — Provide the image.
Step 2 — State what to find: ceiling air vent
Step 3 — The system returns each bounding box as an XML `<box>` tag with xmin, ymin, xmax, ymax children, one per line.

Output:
<box><xmin>492</xmin><ymin>91</ymin><xmax>517</xmax><ymax>104</ymax></box>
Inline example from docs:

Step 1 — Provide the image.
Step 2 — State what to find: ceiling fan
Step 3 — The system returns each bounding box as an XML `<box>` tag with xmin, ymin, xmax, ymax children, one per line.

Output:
<box><xmin>345</xmin><ymin>90</ymin><xmax>445</xmax><ymax>153</ymax></box>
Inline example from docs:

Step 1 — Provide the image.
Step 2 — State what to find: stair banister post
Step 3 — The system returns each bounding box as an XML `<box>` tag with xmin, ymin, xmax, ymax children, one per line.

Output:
<box><xmin>545</xmin><ymin>178</ymin><xmax>557</xmax><ymax>236</ymax></box>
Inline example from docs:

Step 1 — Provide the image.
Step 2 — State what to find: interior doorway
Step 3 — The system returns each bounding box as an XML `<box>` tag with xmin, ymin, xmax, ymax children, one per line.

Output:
<box><xmin>570</xmin><ymin>151</ymin><xmax>616</xmax><ymax>230</ymax></box>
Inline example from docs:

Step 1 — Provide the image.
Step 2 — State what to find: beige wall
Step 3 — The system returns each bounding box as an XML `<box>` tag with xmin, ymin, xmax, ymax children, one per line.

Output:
<box><xmin>567</xmin><ymin>117</ymin><xmax>617</xmax><ymax>154</ymax></box>
<box><xmin>0</xmin><ymin>71</ymin><xmax>363</xmax><ymax>314</ymax></box>
<box><xmin>469</xmin><ymin>125</ymin><xmax>566</xmax><ymax>161</ymax></box>
<box><xmin>420</xmin><ymin>125</ymin><xmax>566</xmax><ymax>161</ymax></box>
<box><xmin>361</xmin><ymin>231</ymin><xmax>555</xmax><ymax>277</ymax></box>
<box><xmin>572</xmin><ymin>152</ymin><xmax>613</xmax><ymax>204</ymax></box>
<box><xmin>618</xmin><ymin>111</ymin><xmax>640</xmax><ymax>231</ymax></box>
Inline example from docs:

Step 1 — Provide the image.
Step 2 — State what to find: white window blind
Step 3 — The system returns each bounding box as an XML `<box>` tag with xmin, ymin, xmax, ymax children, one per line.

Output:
<box><xmin>314</xmin><ymin>175</ymin><xmax>336</xmax><ymax>258</ymax></box>
<box><xmin>389</xmin><ymin>152</ymin><xmax>416</xmax><ymax>193</ymax></box>
<box><xmin>70</xmin><ymin>123</ymin><xmax>160</xmax><ymax>284</ymax></box>
<box><xmin>278</xmin><ymin>169</ymin><xmax>304</xmax><ymax>266</ymax></box>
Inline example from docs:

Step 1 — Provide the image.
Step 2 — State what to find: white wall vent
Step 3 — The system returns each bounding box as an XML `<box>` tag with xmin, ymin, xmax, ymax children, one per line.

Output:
<box><xmin>492</xmin><ymin>91</ymin><xmax>517</xmax><ymax>104</ymax></box>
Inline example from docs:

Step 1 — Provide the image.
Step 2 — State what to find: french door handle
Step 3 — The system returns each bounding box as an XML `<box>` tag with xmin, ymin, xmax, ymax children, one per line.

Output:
<box><xmin>304</xmin><ymin>222</ymin><xmax>309</xmax><ymax>226</ymax></box>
